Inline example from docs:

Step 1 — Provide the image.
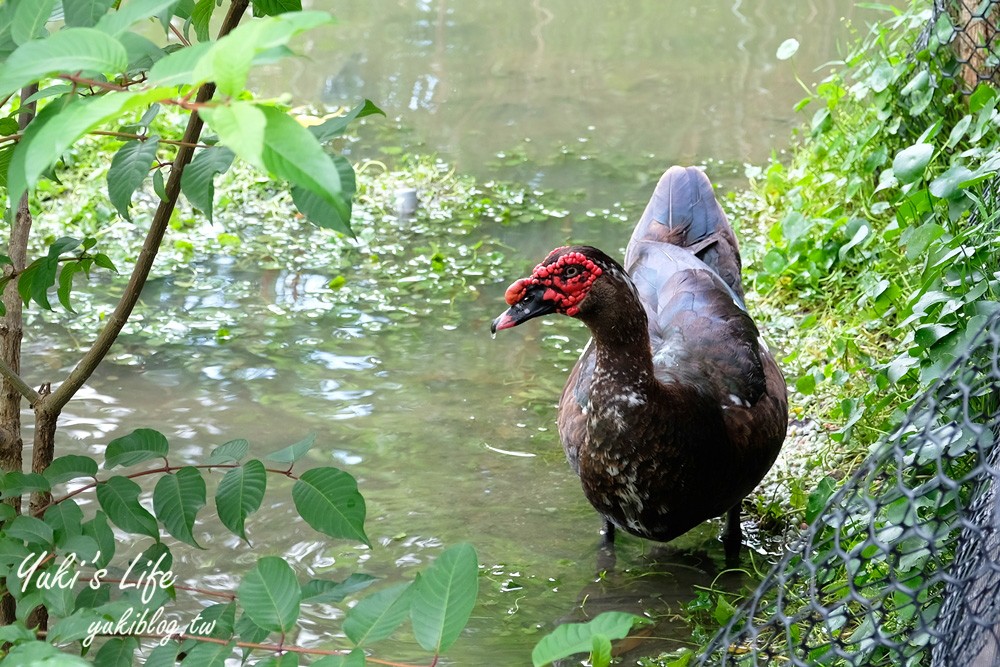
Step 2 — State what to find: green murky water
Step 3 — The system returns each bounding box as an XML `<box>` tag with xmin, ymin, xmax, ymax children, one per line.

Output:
<box><xmin>30</xmin><ymin>2</ymin><xmax>883</xmax><ymax>663</ymax></box>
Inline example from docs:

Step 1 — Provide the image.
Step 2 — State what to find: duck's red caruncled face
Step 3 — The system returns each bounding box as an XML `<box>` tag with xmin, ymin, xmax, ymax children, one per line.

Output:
<box><xmin>503</xmin><ymin>251</ymin><xmax>603</xmax><ymax>317</ymax></box>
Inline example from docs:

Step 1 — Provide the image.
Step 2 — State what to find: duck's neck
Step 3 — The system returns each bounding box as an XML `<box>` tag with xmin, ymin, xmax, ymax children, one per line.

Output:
<box><xmin>579</xmin><ymin>276</ymin><xmax>661</xmax><ymax>439</ymax></box>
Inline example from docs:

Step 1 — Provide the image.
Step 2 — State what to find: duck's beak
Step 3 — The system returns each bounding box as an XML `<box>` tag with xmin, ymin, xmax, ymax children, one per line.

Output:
<box><xmin>491</xmin><ymin>283</ymin><xmax>556</xmax><ymax>334</ymax></box>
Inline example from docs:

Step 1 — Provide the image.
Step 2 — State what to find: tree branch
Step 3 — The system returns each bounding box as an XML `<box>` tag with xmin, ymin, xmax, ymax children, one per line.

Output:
<box><xmin>43</xmin><ymin>0</ymin><xmax>251</xmax><ymax>416</ymax></box>
<box><xmin>0</xmin><ymin>355</ymin><xmax>40</xmax><ymax>405</ymax></box>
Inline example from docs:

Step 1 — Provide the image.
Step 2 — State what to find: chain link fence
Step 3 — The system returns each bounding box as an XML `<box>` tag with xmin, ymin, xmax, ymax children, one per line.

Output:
<box><xmin>694</xmin><ymin>3</ymin><xmax>1000</xmax><ymax>664</ymax></box>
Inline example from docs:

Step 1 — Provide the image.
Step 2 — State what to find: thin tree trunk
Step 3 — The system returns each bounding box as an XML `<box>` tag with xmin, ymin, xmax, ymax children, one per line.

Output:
<box><xmin>0</xmin><ymin>84</ymin><xmax>38</xmax><ymax>629</ymax></box>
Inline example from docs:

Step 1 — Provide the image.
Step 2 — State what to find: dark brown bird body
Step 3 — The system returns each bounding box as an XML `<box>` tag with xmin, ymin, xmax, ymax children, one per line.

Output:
<box><xmin>493</xmin><ymin>166</ymin><xmax>787</xmax><ymax>552</ymax></box>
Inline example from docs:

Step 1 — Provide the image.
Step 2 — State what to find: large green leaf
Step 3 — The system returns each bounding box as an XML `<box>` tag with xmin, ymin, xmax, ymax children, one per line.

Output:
<box><xmin>1</xmin><ymin>471</ymin><xmax>51</xmax><ymax>499</ymax></box>
<box><xmin>104</xmin><ymin>428</ymin><xmax>169</xmax><ymax>469</ymax></box>
<box><xmin>200</xmin><ymin>102</ymin><xmax>267</xmax><ymax>170</ymax></box>
<box><xmin>0</xmin><ymin>27</ymin><xmax>128</xmax><ymax>98</ymax></box>
<box><xmin>237</xmin><ymin>556</ymin><xmax>301</xmax><ymax>633</ymax></box>
<box><xmin>12</xmin><ymin>0</ymin><xmax>57</xmax><ymax>45</ymax></box>
<box><xmin>410</xmin><ymin>543</ymin><xmax>478</xmax><ymax>653</ymax></box>
<box><xmin>191</xmin><ymin>11</ymin><xmax>331</xmax><ymax>96</ymax></box>
<box><xmin>95</xmin><ymin>475</ymin><xmax>159</xmax><ymax>539</ymax></box>
<box><xmin>531</xmin><ymin>612</ymin><xmax>651</xmax><ymax>667</ymax></box>
<box><xmin>4</xmin><ymin>515</ymin><xmax>54</xmax><ymax>547</ymax></box>
<box><xmin>147</xmin><ymin>41</ymin><xmax>212</xmax><ymax>87</ymax></box>
<box><xmin>291</xmin><ymin>467</ymin><xmax>369</xmax><ymax>546</ymax></box>
<box><xmin>343</xmin><ymin>582</ymin><xmax>414</xmax><ymax>646</ymax></box>
<box><xmin>181</xmin><ymin>146</ymin><xmax>235</xmax><ymax>222</ymax></box>
<box><xmin>215</xmin><ymin>459</ymin><xmax>266</xmax><ymax>541</ymax></box>
<box><xmin>191</xmin><ymin>0</ymin><xmax>215</xmax><ymax>42</ymax></box>
<box><xmin>260</xmin><ymin>105</ymin><xmax>345</xmax><ymax>209</ymax></box>
<box><xmin>63</xmin><ymin>0</ymin><xmax>116</xmax><ymax>27</ymax></box>
<box><xmin>107</xmin><ymin>137</ymin><xmax>160</xmax><ymax>221</ymax></box>
<box><xmin>174</xmin><ymin>640</ymin><xmax>234</xmax><ymax>666</ymax></box>
<box><xmin>153</xmin><ymin>466</ymin><xmax>206</xmax><ymax>548</ymax></box>
<box><xmin>892</xmin><ymin>143</ymin><xmax>934</xmax><ymax>184</ymax></box>
<box><xmin>7</xmin><ymin>92</ymin><xmax>129</xmax><ymax>202</ymax></box>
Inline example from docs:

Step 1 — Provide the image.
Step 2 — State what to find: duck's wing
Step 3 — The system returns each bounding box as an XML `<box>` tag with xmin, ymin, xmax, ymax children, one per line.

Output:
<box><xmin>558</xmin><ymin>339</ymin><xmax>594</xmax><ymax>474</ymax></box>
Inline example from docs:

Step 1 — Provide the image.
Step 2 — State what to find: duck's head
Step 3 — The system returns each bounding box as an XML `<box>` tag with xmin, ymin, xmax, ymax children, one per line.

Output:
<box><xmin>491</xmin><ymin>245</ymin><xmax>622</xmax><ymax>334</ymax></box>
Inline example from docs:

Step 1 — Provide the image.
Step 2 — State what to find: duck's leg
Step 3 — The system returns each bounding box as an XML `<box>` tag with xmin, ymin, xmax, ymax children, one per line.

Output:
<box><xmin>601</xmin><ymin>519</ymin><xmax>616</xmax><ymax>545</ymax></box>
<box><xmin>721</xmin><ymin>506</ymin><xmax>742</xmax><ymax>560</ymax></box>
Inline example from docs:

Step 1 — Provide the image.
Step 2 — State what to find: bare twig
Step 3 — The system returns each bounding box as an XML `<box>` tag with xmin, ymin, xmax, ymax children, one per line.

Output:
<box><xmin>0</xmin><ymin>355</ymin><xmax>40</xmax><ymax>405</ymax></box>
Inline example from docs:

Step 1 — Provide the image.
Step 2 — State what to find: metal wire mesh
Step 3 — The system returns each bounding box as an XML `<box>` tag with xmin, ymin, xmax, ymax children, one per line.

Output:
<box><xmin>695</xmin><ymin>310</ymin><xmax>1000</xmax><ymax>666</ymax></box>
<box><xmin>920</xmin><ymin>0</ymin><xmax>1000</xmax><ymax>93</ymax></box>
<box><xmin>692</xmin><ymin>6</ymin><xmax>1000</xmax><ymax>663</ymax></box>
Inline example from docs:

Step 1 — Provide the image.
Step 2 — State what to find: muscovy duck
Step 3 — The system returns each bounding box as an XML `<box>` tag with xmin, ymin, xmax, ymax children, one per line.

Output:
<box><xmin>491</xmin><ymin>166</ymin><xmax>787</xmax><ymax>557</ymax></box>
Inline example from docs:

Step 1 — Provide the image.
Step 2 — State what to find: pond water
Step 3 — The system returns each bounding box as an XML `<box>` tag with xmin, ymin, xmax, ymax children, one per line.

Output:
<box><xmin>28</xmin><ymin>1</ymin><xmax>885</xmax><ymax>664</ymax></box>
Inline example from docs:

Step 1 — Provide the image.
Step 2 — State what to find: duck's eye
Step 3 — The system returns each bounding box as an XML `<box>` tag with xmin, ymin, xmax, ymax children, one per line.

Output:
<box><xmin>563</xmin><ymin>265</ymin><xmax>581</xmax><ymax>278</ymax></box>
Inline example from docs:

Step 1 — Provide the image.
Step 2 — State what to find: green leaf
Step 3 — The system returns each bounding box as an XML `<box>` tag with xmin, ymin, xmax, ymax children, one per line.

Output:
<box><xmin>82</xmin><ymin>511</ymin><xmax>115</xmax><ymax>567</ymax></box>
<box><xmin>892</xmin><ymin>143</ymin><xmax>934</xmax><ymax>184</ymax></box>
<box><xmin>308</xmin><ymin>99</ymin><xmax>385</xmax><ymax>144</ymax></box>
<box><xmin>94</xmin><ymin>637</ymin><xmax>138</xmax><ymax>667</ymax></box>
<box><xmin>410</xmin><ymin>543</ymin><xmax>478</xmax><ymax>653</ymax></box>
<box><xmin>145</xmin><ymin>644</ymin><xmax>180</xmax><ymax>667</ymax></box>
<box><xmin>200</xmin><ymin>102</ymin><xmax>267</xmax><ymax>169</ymax></box>
<box><xmin>929</xmin><ymin>165</ymin><xmax>975</xmax><ymax>200</ymax></box>
<box><xmin>57</xmin><ymin>261</ymin><xmax>82</xmax><ymax>312</ymax></box>
<box><xmin>806</xmin><ymin>476</ymin><xmax>837</xmax><ymax>524</ymax></box>
<box><xmin>0</xmin><ymin>27</ymin><xmax>128</xmax><ymax>98</ymax></box>
<box><xmin>192</xmin><ymin>11</ymin><xmax>331</xmax><ymax>95</ymax></box>
<box><xmin>311</xmin><ymin>649</ymin><xmax>366</xmax><ymax>667</ymax></box>
<box><xmin>153</xmin><ymin>467</ymin><xmax>206</xmax><ymax>548</ymax></box>
<box><xmin>343</xmin><ymin>582</ymin><xmax>414</xmax><ymax>646</ymax></box>
<box><xmin>94</xmin><ymin>252</ymin><xmax>118</xmax><ymax>272</ymax></box>
<box><xmin>1</xmin><ymin>471</ymin><xmax>51</xmax><ymax>499</ymax></box>
<box><xmin>302</xmin><ymin>573</ymin><xmax>377</xmax><ymax>604</ymax></box>
<box><xmin>43</xmin><ymin>499</ymin><xmax>84</xmax><ymax>545</ymax></box>
<box><xmin>775</xmin><ymin>38</ymin><xmax>799</xmax><ymax>60</ymax></box>
<box><xmin>63</xmin><ymin>0</ymin><xmax>116</xmax><ymax>27</ymax></box>
<box><xmin>215</xmin><ymin>459</ymin><xmax>266</xmax><ymax>541</ymax></box>
<box><xmin>260</xmin><ymin>106</ymin><xmax>347</xmax><ymax>211</ymax></box>
<box><xmin>107</xmin><ymin>137</ymin><xmax>160</xmax><ymax>221</ymax></box>
<box><xmin>915</xmin><ymin>324</ymin><xmax>955</xmax><ymax>349</ymax></box>
<box><xmin>252</xmin><ymin>0</ymin><xmax>303</xmax><ymax>16</ymax></box>
<box><xmin>0</xmin><ymin>144</ymin><xmax>14</xmax><ymax>189</ymax></box>
<box><xmin>8</xmin><ymin>92</ymin><xmax>132</xmax><ymax>202</ymax></box>
<box><xmin>207</xmin><ymin>438</ymin><xmax>250</xmax><ymax>464</ymax></box>
<box><xmin>147</xmin><ymin>41</ymin><xmax>212</xmax><ymax>86</ymax></box>
<box><xmin>12</xmin><ymin>0</ymin><xmax>57</xmax><ymax>45</ymax></box>
<box><xmin>191</xmin><ymin>0</ymin><xmax>215</xmax><ymax>42</ymax></box>
<box><xmin>591</xmin><ymin>635</ymin><xmax>613</xmax><ymax>667</ymax></box>
<box><xmin>153</xmin><ymin>167</ymin><xmax>167</xmax><ymax>200</ymax></box>
<box><xmin>175</xmin><ymin>640</ymin><xmax>234</xmax><ymax>666</ymax></box>
<box><xmin>237</xmin><ymin>556</ymin><xmax>301</xmax><ymax>633</ymax></box>
<box><xmin>4</xmin><ymin>639</ymin><xmax>91</xmax><ymax>666</ymax></box>
<box><xmin>291</xmin><ymin>466</ymin><xmax>369</xmax><ymax>546</ymax></box>
<box><xmin>4</xmin><ymin>515</ymin><xmax>54</xmax><ymax>547</ymax></box>
<box><xmin>531</xmin><ymin>612</ymin><xmax>651</xmax><ymax>667</ymax></box>
<box><xmin>95</xmin><ymin>475</ymin><xmax>159</xmax><ymax>539</ymax></box>
<box><xmin>104</xmin><ymin>428</ymin><xmax>169</xmax><ymax>469</ymax></box>
<box><xmin>93</xmin><ymin>0</ymin><xmax>179</xmax><ymax>36</ymax></box>
<box><xmin>265</xmin><ymin>433</ymin><xmax>316</xmax><ymax>464</ymax></box>
<box><xmin>181</xmin><ymin>146</ymin><xmax>235</xmax><ymax>222</ymax></box>
<box><xmin>291</xmin><ymin>185</ymin><xmax>353</xmax><ymax>236</ymax></box>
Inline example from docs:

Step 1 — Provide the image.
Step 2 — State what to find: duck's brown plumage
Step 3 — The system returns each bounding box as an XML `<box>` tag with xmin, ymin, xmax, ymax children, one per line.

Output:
<box><xmin>493</xmin><ymin>166</ymin><xmax>787</xmax><ymax>552</ymax></box>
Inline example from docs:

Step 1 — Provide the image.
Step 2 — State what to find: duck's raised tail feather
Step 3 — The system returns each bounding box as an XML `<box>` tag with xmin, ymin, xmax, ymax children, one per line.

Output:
<box><xmin>624</xmin><ymin>165</ymin><xmax>745</xmax><ymax>300</ymax></box>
